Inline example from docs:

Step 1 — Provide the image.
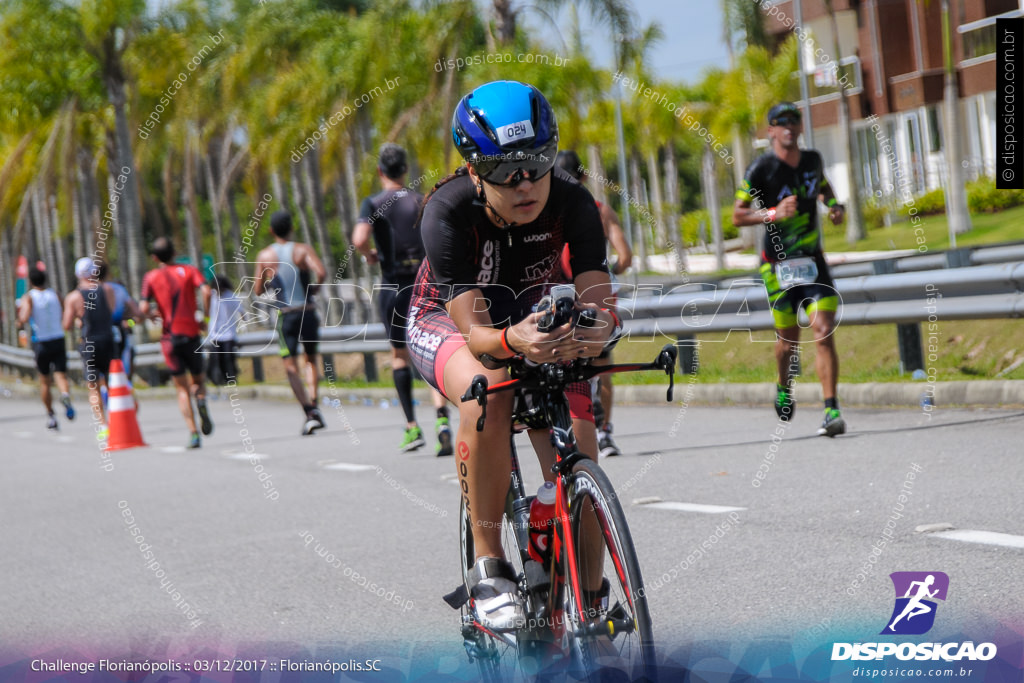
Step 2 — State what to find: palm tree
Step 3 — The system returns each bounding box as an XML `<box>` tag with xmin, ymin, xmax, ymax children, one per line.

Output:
<box><xmin>721</xmin><ymin>0</ymin><xmax>770</xmax><ymax>55</ymax></box>
<box><xmin>494</xmin><ymin>0</ymin><xmax>634</xmax><ymax>49</ymax></box>
<box><xmin>76</xmin><ymin>0</ymin><xmax>149</xmax><ymax>293</ymax></box>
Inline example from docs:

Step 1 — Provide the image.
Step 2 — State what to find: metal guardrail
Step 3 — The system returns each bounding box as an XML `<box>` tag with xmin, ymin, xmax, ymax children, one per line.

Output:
<box><xmin>0</xmin><ymin>324</ymin><xmax>393</xmax><ymax>374</ymax></box>
<box><xmin>625</xmin><ymin>263</ymin><xmax>1024</xmax><ymax>327</ymax></box>
<box><xmin>2</xmin><ymin>261</ymin><xmax>1022</xmax><ymax>378</ymax></box>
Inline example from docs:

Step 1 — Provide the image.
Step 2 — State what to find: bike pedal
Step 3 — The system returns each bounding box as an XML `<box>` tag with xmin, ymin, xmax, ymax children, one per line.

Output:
<box><xmin>443</xmin><ymin>584</ymin><xmax>470</xmax><ymax>609</ymax></box>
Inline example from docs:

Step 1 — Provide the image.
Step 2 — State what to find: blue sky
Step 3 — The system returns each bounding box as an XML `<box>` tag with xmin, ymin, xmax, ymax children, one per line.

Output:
<box><xmin>524</xmin><ymin>0</ymin><xmax>731</xmax><ymax>85</ymax></box>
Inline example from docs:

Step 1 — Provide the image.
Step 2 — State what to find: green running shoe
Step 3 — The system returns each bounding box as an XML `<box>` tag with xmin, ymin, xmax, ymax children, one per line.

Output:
<box><xmin>818</xmin><ymin>408</ymin><xmax>846</xmax><ymax>437</ymax></box>
<box><xmin>435</xmin><ymin>417</ymin><xmax>453</xmax><ymax>457</ymax></box>
<box><xmin>775</xmin><ymin>385</ymin><xmax>795</xmax><ymax>422</ymax></box>
<box><xmin>399</xmin><ymin>426</ymin><xmax>426</xmax><ymax>452</ymax></box>
<box><xmin>197</xmin><ymin>398</ymin><xmax>213</xmax><ymax>436</ymax></box>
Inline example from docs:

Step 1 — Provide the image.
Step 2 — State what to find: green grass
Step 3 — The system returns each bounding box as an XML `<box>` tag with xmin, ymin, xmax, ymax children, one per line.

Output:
<box><xmin>614</xmin><ymin>318</ymin><xmax>1024</xmax><ymax>385</ymax></box>
<box><xmin>822</xmin><ymin>204</ymin><xmax>1024</xmax><ymax>253</ymax></box>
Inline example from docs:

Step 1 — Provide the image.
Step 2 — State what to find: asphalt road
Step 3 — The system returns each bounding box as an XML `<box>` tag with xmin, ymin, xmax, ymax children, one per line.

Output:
<box><xmin>3</xmin><ymin>390</ymin><xmax>1023</xmax><ymax>677</ymax></box>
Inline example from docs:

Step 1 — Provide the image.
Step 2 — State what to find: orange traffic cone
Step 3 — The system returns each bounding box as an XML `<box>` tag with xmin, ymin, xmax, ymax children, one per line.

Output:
<box><xmin>105</xmin><ymin>359</ymin><xmax>146</xmax><ymax>451</ymax></box>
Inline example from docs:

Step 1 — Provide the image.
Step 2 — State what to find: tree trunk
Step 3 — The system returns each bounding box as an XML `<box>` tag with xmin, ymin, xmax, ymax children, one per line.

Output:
<box><xmin>202</xmin><ymin>147</ymin><xmax>227</xmax><ymax>271</ymax></box>
<box><xmin>332</xmin><ymin>175</ymin><xmax>360</xmax><ymax>326</ymax></box>
<box><xmin>492</xmin><ymin>0</ymin><xmax>516</xmax><ymax>44</ymax></box>
<box><xmin>49</xmin><ymin>193</ymin><xmax>68</xmax><ymax>297</ymax></box>
<box><xmin>271</xmin><ymin>170</ymin><xmax>290</xmax><ymax>210</ymax></box>
<box><xmin>303</xmin><ymin>152</ymin><xmax>335</xmax><ymax>274</ymax></box>
<box><xmin>226</xmin><ymin>190</ymin><xmax>247</xmax><ymax>282</ymax></box>
<box><xmin>586</xmin><ymin>145</ymin><xmax>607</xmax><ymax>204</ymax></box>
<box><xmin>664</xmin><ymin>143</ymin><xmax>686</xmax><ymax>273</ymax></box>
<box><xmin>645</xmin><ymin>149</ymin><xmax>666</xmax><ymax>249</ymax></box>
<box><xmin>106</xmin><ymin>76</ymin><xmax>145</xmax><ymax>294</ymax></box>
<box><xmin>182</xmin><ymin>131</ymin><xmax>203</xmax><ymax>270</ymax></box>
<box><xmin>702</xmin><ymin>146</ymin><xmax>725</xmax><ymax>272</ymax></box>
<box><xmin>732</xmin><ymin>127</ymin><xmax>758</xmax><ymax>249</ymax></box>
<box><xmin>0</xmin><ymin>231</ymin><xmax>15</xmax><ymax>345</ymax></box>
<box><xmin>29</xmin><ymin>185</ymin><xmax>44</xmax><ymax>267</ymax></box>
<box><xmin>79</xmin><ymin>150</ymin><xmax>101</xmax><ymax>264</ymax></box>
<box><xmin>72</xmin><ymin>158</ymin><xmax>85</xmax><ymax>266</ymax></box>
<box><xmin>628</xmin><ymin>153</ymin><xmax>648</xmax><ymax>272</ymax></box>
<box><xmin>342</xmin><ymin>145</ymin><xmax>369</xmax><ymax>324</ymax></box>
<box><xmin>288</xmin><ymin>164</ymin><xmax>314</xmax><ymax>246</ymax></box>
<box><xmin>162</xmin><ymin>153</ymin><xmax>180</xmax><ymax>239</ymax></box>
<box><xmin>108</xmin><ymin>172</ymin><xmax>130</xmax><ymax>280</ymax></box>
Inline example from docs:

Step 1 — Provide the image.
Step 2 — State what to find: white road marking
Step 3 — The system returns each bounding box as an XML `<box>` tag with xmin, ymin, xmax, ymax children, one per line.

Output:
<box><xmin>15</xmin><ymin>431</ymin><xmax>33</xmax><ymax>438</ymax></box>
<box><xmin>161</xmin><ymin>446</ymin><xmax>186</xmax><ymax>453</ymax></box>
<box><xmin>931</xmin><ymin>529</ymin><xmax>1024</xmax><ymax>550</ymax></box>
<box><xmin>226</xmin><ymin>452</ymin><xmax>269</xmax><ymax>460</ymax></box>
<box><xmin>323</xmin><ymin>463</ymin><xmax>377</xmax><ymax>472</ymax></box>
<box><xmin>638</xmin><ymin>501</ymin><xmax>746</xmax><ymax>514</ymax></box>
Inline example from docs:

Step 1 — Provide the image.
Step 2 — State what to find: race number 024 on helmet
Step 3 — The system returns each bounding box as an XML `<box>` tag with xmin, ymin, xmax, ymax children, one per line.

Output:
<box><xmin>451</xmin><ymin>80</ymin><xmax>558</xmax><ymax>187</ymax></box>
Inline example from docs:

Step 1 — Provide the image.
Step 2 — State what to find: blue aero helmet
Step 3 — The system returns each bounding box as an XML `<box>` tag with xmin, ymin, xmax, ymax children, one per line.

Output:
<box><xmin>451</xmin><ymin>80</ymin><xmax>558</xmax><ymax>186</ymax></box>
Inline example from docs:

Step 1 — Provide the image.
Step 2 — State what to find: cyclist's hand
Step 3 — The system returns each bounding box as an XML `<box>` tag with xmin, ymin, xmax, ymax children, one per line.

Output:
<box><xmin>572</xmin><ymin>304</ymin><xmax>615</xmax><ymax>358</ymax></box>
<box><xmin>776</xmin><ymin>194</ymin><xmax>798</xmax><ymax>219</ymax></box>
<box><xmin>509</xmin><ymin>312</ymin><xmax>583</xmax><ymax>363</ymax></box>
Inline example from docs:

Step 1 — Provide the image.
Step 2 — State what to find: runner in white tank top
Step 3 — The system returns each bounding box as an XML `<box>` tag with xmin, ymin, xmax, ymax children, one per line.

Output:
<box><xmin>17</xmin><ymin>266</ymin><xmax>76</xmax><ymax>430</ymax></box>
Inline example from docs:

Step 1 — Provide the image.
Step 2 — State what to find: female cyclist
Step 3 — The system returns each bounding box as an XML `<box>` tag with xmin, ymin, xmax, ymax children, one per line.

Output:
<box><xmin>407</xmin><ymin>80</ymin><xmax>621</xmax><ymax>630</ymax></box>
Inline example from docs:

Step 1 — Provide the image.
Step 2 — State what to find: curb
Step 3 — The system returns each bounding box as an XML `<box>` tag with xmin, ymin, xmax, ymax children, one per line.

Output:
<box><xmin>614</xmin><ymin>380</ymin><xmax>1024</xmax><ymax>408</ymax></box>
<box><xmin>4</xmin><ymin>378</ymin><xmax>1024</xmax><ymax>409</ymax></box>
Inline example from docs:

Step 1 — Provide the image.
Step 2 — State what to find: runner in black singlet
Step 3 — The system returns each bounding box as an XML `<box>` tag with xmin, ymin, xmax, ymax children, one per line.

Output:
<box><xmin>354</xmin><ymin>144</ymin><xmax>452</xmax><ymax>455</ymax></box>
<box><xmin>63</xmin><ymin>257</ymin><xmax>118</xmax><ymax>433</ymax></box>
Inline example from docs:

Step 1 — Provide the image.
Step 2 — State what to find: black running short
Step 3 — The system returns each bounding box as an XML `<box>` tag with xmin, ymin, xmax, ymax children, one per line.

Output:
<box><xmin>277</xmin><ymin>308</ymin><xmax>320</xmax><ymax>358</ymax></box>
<box><xmin>79</xmin><ymin>336</ymin><xmax>115</xmax><ymax>384</ymax></box>
<box><xmin>34</xmin><ymin>338</ymin><xmax>68</xmax><ymax>375</ymax></box>
<box><xmin>376</xmin><ymin>278</ymin><xmax>415</xmax><ymax>349</ymax></box>
<box><xmin>161</xmin><ymin>334</ymin><xmax>204</xmax><ymax>377</ymax></box>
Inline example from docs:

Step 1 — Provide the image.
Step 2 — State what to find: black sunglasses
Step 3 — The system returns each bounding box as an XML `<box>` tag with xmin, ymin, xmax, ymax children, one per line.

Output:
<box><xmin>771</xmin><ymin>116</ymin><xmax>801</xmax><ymax>126</ymax></box>
<box><xmin>472</xmin><ymin>140</ymin><xmax>558</xmax><ymax>188</ymax></box>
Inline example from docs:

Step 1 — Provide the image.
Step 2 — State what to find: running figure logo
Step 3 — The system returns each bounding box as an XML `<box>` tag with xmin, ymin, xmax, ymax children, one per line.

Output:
<box><xmin>882</xmin><ymin>572</ymin><xmax>949</xmax><ymax>635</ymax></box>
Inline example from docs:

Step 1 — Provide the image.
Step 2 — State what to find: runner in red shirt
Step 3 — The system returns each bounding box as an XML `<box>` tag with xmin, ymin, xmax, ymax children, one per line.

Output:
<box><xmin>140</xmin><ymin>237</ymin><xmax>214</xmax><ymax>449</ymax></box>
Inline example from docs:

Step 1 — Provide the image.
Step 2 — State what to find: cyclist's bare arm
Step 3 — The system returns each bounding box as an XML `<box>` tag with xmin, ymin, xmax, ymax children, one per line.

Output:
<box><xmin>446</xmin><ymin>289</ymin><xmax>580</xmax><ymax>364</ymax></box>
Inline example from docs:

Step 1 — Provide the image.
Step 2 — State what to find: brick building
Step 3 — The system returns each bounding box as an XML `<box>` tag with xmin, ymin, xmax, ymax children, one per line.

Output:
<box><xmin>761</xmin><ymin>0</ymin><xmax>1011</xmax><ymax>201</ymax></box>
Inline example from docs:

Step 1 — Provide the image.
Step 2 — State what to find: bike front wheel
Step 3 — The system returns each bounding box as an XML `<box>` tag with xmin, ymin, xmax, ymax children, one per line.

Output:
<box><xmin>459</xmin><ymin>494</ymin><xmax>533</xmax><ymax>682</ymax></box>
<box><xmin>560</xmin><ymin>457</ymin><xmax>656</xmax><ymax>682</ymax></box>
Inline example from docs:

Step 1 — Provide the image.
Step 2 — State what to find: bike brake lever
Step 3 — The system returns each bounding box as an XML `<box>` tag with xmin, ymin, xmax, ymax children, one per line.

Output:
<box><xmin>476</xmin><ymin>402</ymin><xmax>487</xmax><ymax>432</ymax></box>
<box><xmin>466</xmin><ymin>375</ymin><xmax>489</xmax><ymax>432</ymax></box>
<box><xmin>659</xmin><ymin>344</ymin><xmax>678</xmax><ymax>402</ymax></box>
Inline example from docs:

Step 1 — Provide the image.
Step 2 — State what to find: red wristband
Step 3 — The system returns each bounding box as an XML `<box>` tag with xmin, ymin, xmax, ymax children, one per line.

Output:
<box><xmin>501</xmin><ymin>327</ymin><xmax>519</xmax><ymax>357</ymax></box>
<box><xmin>602</xmin><ymin>308</ymin><xmax>622</xmax><ymax>329</ymax></box>
<box><xmin>766</xmin><ymin>208</ymin><xmax>777</xmax><ymax>222</ymax></box>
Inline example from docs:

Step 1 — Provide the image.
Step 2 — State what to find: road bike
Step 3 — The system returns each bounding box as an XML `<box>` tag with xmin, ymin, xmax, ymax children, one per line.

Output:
<box><xmin>444</xmin><ymin>342</ymin><xmax>677</xmax><ymax>682</ymax></box>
